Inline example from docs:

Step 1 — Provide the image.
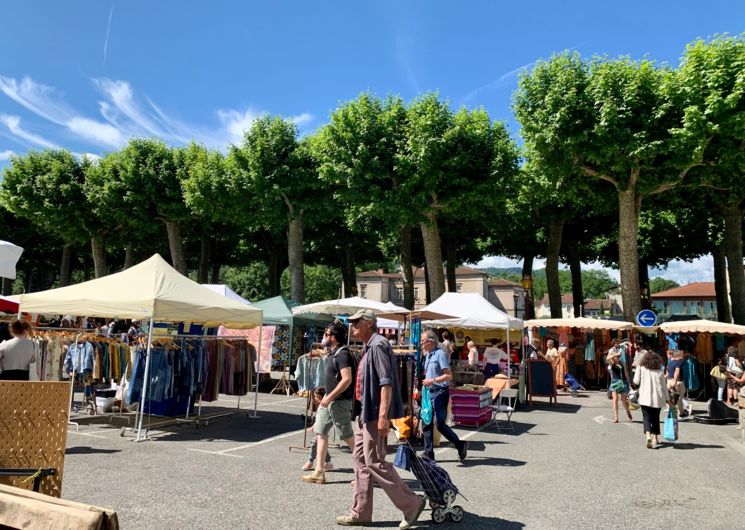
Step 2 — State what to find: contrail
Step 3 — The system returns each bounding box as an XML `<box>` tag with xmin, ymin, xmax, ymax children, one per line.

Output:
<box><xmin>103</xmin><ymin>2</ymin><xmax>115</xmax><ymax>65</ymax></box>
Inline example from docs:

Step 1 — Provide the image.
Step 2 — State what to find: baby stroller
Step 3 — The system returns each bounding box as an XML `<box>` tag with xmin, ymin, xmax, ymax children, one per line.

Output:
<box><xmin>564</xmin><ymin>374</ymin><xmax>584</xmax><ymax>397</ymax></box>
<box><xmin>397</xmin><ymin>441</ymin><xmax>467</xmax><ymax>524</ymax></box>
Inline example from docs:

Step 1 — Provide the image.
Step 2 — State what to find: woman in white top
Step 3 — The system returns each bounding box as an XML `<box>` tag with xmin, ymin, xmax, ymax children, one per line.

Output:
<box><xmin>0</xmin><ymin>319</ymin><xmax>36</xmax><ymax>381</ymax></box>
<box><xmin>466</xmin><ymin>341</ymin><xmax>479</xmax><ymax>368</ymax></box>
<box><xmin>482</xmin><ymin>339</ymin><xmax>508</xmax><ymax>379</ymax></box>
<box><xmin>633</xmin><ymin>350</ymin><xmax>670</xmax><ymax>449</ymax></box>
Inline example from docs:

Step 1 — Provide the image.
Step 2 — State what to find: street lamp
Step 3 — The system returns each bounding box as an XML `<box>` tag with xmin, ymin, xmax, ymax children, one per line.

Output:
<box><xmin>521</xmin><ymin>274</ymin><xmax>534</xmax><ymax>320</ymax></box>
<box><xmin>513</xmin><ymin>292</ymin><xmax>519</xmax><ymax>317</ymax></box>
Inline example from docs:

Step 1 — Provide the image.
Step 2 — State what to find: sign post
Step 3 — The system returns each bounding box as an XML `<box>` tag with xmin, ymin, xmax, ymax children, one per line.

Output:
<box><xmin>636</xmin><ymin>309</ymin><xmax>657</xmax><ymax>327</ymax></box>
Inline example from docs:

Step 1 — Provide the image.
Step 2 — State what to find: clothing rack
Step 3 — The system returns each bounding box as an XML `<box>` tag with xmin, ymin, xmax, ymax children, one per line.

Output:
<box><xmin>289</xmin><ymin>352</ymin><xmax>328</xmax><ymax>452</ymax></box>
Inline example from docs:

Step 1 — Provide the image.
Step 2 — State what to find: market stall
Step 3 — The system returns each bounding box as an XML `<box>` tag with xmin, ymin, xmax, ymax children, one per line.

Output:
<box><xmin>523</xmin><ymin>317</ymin><xmax>634</xmax><ymax>394</ymax></box>
<box><xmin>418</xmin><ymin>293</ymin><xmax>524</xmax><ymax>425</ymax></box>
<box><xmin>18</xmin><ymin>254</ymin><xmax>263</xmax><ymax>441</ymax></box>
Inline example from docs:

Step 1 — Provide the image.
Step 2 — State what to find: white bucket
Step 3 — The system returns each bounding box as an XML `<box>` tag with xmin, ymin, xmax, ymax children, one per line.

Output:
<box><xmin>96</xmin><ymin>396</ymin><xmax>114</xmax><ymax>414</ymax></box>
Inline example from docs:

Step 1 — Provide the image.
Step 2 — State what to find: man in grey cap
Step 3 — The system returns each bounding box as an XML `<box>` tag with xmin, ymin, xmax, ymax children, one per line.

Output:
<box><xmin>336</xmin><ymin>309</ymin><xmax>425</xmax><ymax>530</ymax></box>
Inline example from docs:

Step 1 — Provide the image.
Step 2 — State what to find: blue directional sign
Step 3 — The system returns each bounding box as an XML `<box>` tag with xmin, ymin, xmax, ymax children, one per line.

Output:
<box><xmin>636</xmin><ymin>309</ymin><xmax>657</xmax><ymax>327</ymax></box>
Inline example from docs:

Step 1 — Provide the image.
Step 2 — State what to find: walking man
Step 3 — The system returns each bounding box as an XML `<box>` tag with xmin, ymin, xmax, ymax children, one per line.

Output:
<box><xmin>336</xmin><ymin>309</ymin><xmax>425</xmax><ymax>530</ymax></box>
<box><xmin>421</xmin><ymin>330</ymin><xmax>468</xmax><ymax>463</ymax></box>
<box><xmin>303</xmin><ymin>321</ymin><xmax>356</xmax><ymax>484</ymax></box>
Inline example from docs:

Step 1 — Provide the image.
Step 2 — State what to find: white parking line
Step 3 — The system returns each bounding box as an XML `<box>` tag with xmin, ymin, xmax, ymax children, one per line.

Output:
<box><xmin>185</xmin><ymin>448</ymin><xmax>243</xmax><ymax>458</ymax></box>
<box><xmin>68</xmin><ymin>430</ymin><xmax>108</xmax><ymax>439</ymax></box>
<box><xmin>217</xmin><ymin>428</ymin><xmax>306</xmax><ymax>454</ymax></box>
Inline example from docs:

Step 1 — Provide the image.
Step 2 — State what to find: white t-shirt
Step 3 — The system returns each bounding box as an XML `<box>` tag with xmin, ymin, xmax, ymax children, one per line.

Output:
<box><xmin>0</xmin><ymin>337</ymin><xmax>36</xmax><ymax>371</ymax></box>
<box><xmin>483</xmin><ymin>346</ymin><xmax>508</xmax><ymax>365</ymax></box>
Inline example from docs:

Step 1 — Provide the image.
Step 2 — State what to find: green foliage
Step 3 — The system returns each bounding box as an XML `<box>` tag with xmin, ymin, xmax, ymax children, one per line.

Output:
<box><xmin>650</xmin><ymin>277</ymin><xmax>680</xmax><ymax>294</ymax></box>
<box><xmin>220</xmin><ymin>263</ymin><xmax>271</xmax><ymax>301</ymax></box>
<box><xmin>280</xmin><ymin>265</ymin><xmax>342</xmax><ymax>303</ymax></box>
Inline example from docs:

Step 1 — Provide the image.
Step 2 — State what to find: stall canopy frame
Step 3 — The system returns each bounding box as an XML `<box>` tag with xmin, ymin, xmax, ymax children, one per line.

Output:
<box><xmin>18</xmin><ymin>254</ymin><xmax>263</xmax><ymax>441</ymax></box>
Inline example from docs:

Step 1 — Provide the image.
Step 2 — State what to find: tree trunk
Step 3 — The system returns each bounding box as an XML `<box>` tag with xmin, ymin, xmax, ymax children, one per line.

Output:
<box><xmin>267</xmin><ymin>251</ymin><xmax>282</xmax><ymax>297</ymax></box>
<box><xmin>163</xmin><ymin>220</ymin><xmax>187</xmax><ymax>274</ymax></box>
<box><xmin>123</xmin><ymin>242</ymin><xmax>134</xmax><ymax>270</ymax></box>
<box><xmin>566</xmin><ymin>238</ymin><xmax>583</xmax><ymax>317</ymax></box>
<box><xmin>723</xmin><ymin>202</ymin><xmax>745</xmax><ymax>324</ymax></box>
<box><xmin>399</xmin><ymin>226</ymin><xmax>415</xmax><ymax>310</ymax></box>
<box><xmin>546</xmin><ymin>220</ymin><xmax>564</xmax><ymax>318</ymax></box>
<box><xmin>340</xmin><ymin>246</ymin><xmax>356</xmax><ymax>297</ymax></box>
<box><xmin>59</xmin><ymin>245</ymin><xmax>73</xmax><ymax>286</ymax></box>
<box><xmin>198</xmin><ymin>237</ymin><xmax>210</xmax><ymax>284</ymax></box>
<box><xmin>287</xmin><ymin>213</ymin><xmax>305</xmax><ymax>303</ymax></box>
<box><xmin>522</xmin><ymin>254</ymin><xmax>535</xmax><ymax>320</ymax></box>
<box><xmin>2</xmin><ymin>278</ymin><xmax>11</xmax><ymax>296</ymax></box>
<box><xmin>211</xmin><ymin>261</ymin><xmax>221</xmax><ymax>284</ymax></box>
<box><xmin>445</xmin><ymin>240</ymin><xmax>457</xmax><ymax>292</ymax></box>
<box><xmin>420</xmin><ymin>210</ymin><xmax>445</xmax><ymax>302</ymax></box>
<box><xmin>638</xmin><ymin>259</ymin><xmax>651</xmax><ymax>310</ymax></box>
<box><xmin>617</xmin><ymin>189</ymin><xmax>643</xmax><ymax>321</ymax></box>
<box><xmin>714</xmin><ymin>243</ymin><xmax>732</xmax><ymax>323</ymax></box>
<box><xmin>90</xmin><ymin>236</ymin><xmax>109</xmax><ymax>278</ymax></box>
<box><xmin>424</xmin><ymin>264</ymin><xmax>432</xmax><ymax>305</ymax></box>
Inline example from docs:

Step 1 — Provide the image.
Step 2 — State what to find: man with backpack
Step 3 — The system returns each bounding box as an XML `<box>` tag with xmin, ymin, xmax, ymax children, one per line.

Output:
<box><xmin>302</xmin><ymin>320</ymin><xmax>356</xmax><ymax>485</ymax></box>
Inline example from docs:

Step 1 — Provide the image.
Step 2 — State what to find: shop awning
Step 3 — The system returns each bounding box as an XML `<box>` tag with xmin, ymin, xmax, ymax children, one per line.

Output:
<box><xmin>659</xmin><ymin>319</ymin><xmax>745</xmax><ymax>335</ymax></box>
<box><xmin>18</xmin><ymin>254</ymin><xmax>263</xmax><ymax>328</ymax></box>
<box><xmin>523</xmin><ymin>317</ymin><xmax>633</xmax><ymax>331</ymax></box>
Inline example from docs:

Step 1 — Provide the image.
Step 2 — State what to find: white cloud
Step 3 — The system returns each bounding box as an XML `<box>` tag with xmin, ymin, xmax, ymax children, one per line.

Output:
<box><xmin>0</xmin><ymin>114</ymin><xmax>58</xmax><ymax>148</ymax></box>
<box><xmin>650</xmin><ymin>256</ymin><xmax>714</xmax><ymax>285</ymax></box>
<box><xmin>291</xmin><ymin>112</ymin><xmax>314</xmax><ymax>127</ymax></box>
<box><xmin>0</xmin><ymin>149</ymin><xmax>15</xmax><ymax>160</ymax></box>
<box><xmin>217</xmin><ymin>108</ymin><xmax>262</xmax><ymax>145</ymax></box>
<box><xmin>475</xmin><ymin>254</ymin><xmax>714</xmax><ymax>286</ymax></box>
<box><xmin>0</xmin><ymin>76</ymin><xmax>74</xmax><ymax>124</ymax></box>
<box><xmin>66</xmin><ymin>117</ymin><xmax>125</xmax><ymax>148</ymax></box>
<box><xmin>461</xmin><ymin>61</ymin><xmax>536</xmax><ymax>104</ymax></box>
<box><xmin>0</xmin><ymin>75</ymin><xmax>313</xmax><ymax>155</ymax></box>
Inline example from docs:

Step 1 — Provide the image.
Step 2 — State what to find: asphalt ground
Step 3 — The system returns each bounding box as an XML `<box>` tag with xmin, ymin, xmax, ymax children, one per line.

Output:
<box><xmin>60</xmin><ymin>390</ymin><xmax>745</xmax><ymax>529</ymax></box>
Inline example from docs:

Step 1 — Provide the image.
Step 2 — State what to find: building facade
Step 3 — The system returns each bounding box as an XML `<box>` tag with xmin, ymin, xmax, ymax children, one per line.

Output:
<box><xmin>352</xmin><ymin>267</ymin><xmax>526</xmax><ymax>318</ymax></box>
<box><xmin>651</xmin><ymin>282</ymin><xmax>717</xmax><ymax>321</ymax></box>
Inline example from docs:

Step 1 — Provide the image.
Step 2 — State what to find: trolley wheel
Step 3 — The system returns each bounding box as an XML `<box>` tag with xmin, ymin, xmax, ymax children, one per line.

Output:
<box><xmin>204</xmin><ymin>420</ymin><xmax>210</xmax><ymax>427</ymax></box>
<box><xmin>429</xmin><ymin>499</ymin><xmax>438</xmax><ymax>509</ymax></box>
<box><xmin>443</xmin><ymin>489</ymin><xmax>457</xmax><ymax>505</ymax></box>
<box><xmin>120</xmin><ymin>428</ymin><xmax>126</xmax><ymax>437</ymax></box>
<box><xmin>450</xmin><ymin>505</ymin><xmax>464</xmax><ymax>522</ymax></box>
<box><xmin>432</xmin><ymin>507</ymin><xmax>447</xmax><ymax>524</ymax></box>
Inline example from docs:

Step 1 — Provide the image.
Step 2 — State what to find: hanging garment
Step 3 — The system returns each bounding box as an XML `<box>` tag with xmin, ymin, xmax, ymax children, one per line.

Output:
<box><xmin>682</xmin><ymin>356</ymin><xmax>700</xmax><ymax>391</ymax></box>
<box><xmin>64</xmin><ymin>341</ymin><xmax>94</xmax><ymax>374</ymax></box>
<box><xmin>694</xmin><ymin>333</ymin><xmax>713</xmax><ymax>363</ymax></box>
<box><xmin>584</xmin><ymin>334</ymin><xmax>595</xmax><ymax>361</ymax></box>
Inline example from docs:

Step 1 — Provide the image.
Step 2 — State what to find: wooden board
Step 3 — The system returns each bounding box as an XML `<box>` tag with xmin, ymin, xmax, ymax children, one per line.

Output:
<box><xmin>0</xmin><ymin>381</ymin><xmax>71</xmax><ymax>497</ymax></box>
<box><xmin>527</xmin><ymin>360</ymin><xmax>557</xmax><ymax>405</ymax></box>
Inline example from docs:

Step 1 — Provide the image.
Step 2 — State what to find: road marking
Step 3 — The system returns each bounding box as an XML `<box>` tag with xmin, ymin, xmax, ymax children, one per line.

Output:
<box><xmin>593</xmin><ymin>415</ymin><xmax>612</xmax><ymax>424</ymax></box>
<box><xmin>434</xmin><ymin>423</ymin><xmax>486</xmax><ymax>457</ymax></box>
<box><xmin>186</xmin><ymin>448</ymin><xmax>243</xmax><ymax>458</ymax></box>
<box><xmin>68</xmin><ymin>430</ymin><xmax>109</xmax><ymax>439</ymax></box>
<box><xmin>217</xmin><ymin>428</ymin><xmax>306</xmax><ymax>454</ymax></box>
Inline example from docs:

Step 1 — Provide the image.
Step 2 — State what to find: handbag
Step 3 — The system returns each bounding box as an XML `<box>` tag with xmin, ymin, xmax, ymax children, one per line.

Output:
<box><xmin>420</xmin><ymin>386</ymin><xmax>433</xmax><ymax>426</ymax></box>
<box><xmin>663</xmin><ymin>408</ymin><xmax>679</xmax><ymax>441</ymax></box>
<box><xmin>610</xmin><ymin>379</ymin><xmax>626</xmax><ymax>393</ymax></box>
<box><xmin>393</xmin><ymin>444</ymin><xmax>413</xmax><ymax>471</ymax></box>
<box><xmin>628</xmin><ymin>389</ymin><xmax>639</xmax><ymax>404</ymax></box>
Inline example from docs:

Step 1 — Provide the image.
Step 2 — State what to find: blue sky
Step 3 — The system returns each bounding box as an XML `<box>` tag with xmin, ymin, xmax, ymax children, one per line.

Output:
<box><xmin>0</xmin><ymin>1</ymin><xmax>742</xmax><ymax>284</ymax></box>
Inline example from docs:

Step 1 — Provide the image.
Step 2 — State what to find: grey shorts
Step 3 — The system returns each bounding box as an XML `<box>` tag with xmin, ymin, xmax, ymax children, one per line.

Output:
<box><xmin>314</xmin><ymin>398</ymin><xmax>354</xmax><ymax>440</ymax></box>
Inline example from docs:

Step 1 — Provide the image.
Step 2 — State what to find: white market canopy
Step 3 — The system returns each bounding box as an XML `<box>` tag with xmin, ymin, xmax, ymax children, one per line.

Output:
<box><xmin>202</xmin><ymin>284</ymin><xmax>252</xmax><ymax>305</ymax></box>
<box><xmin>660</xmin><ymin>319</ymin><xmax>745</xmax><ymax>335</ymax></box>
<box><xmin>523</xmin><ymin>317</ymin><xmax>633</xmax><ymax>331</ymax></box>
<box><xmin>292</xmin><ymin>296</ymin><xmax>407</xmax><ymax>318</ymax></box>
<box><xmin>0</xmin><ymin>240</ymin><xmax>23</xmax><ymax>279</ymax></box>
<box><xmin>19</xmin><ymin>254</ymin><xmax>263</xmax><ymax>328</ymax></box>
<box><xmin>419</xmin><ymin>292</ymin><xmax>523</xmax><ymax>330</ymax></box>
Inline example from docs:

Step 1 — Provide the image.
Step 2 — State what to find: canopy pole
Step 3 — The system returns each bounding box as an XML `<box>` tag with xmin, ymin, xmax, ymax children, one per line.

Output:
<box><xmin>135</xmin><ymin>317</ymin><xmax>155</xmax><ymax>441</ymax></box>
<box><xmin>507</xmin><ymin>327</ymin><xmax>510</xmax><ymax>378</ymax></box>
<box><xmin>249</xmin><ymin>325</ymin><xmax>262</xmax><ymax>419</ymax></box>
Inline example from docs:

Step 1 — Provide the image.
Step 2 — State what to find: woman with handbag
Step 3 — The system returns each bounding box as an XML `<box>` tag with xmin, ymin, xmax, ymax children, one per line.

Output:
<box><xmin>607</xmin><ymin>350</ymin><xmax>632</xmax><ymax>423</ymax></box>
<box><xmin>633</xmin><ymin>350</ymin><xmax>670</xmax><ymax>448</ymax></box>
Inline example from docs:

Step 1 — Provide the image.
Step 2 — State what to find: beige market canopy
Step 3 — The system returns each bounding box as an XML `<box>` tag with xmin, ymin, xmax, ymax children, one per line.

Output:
<box><xmin>523</xmin><ymin>317</ymin><xmax>633</xmax><ymax>331</ymax></box>
<box><xmin>659</xmin><ymin>319</ymin><xmax>745</xmax><ymax>335</ymax></box>
<box><xmin>19</xmin><ymin>254</ymin><xmax>262</xmax><ymax>328</ymax></box>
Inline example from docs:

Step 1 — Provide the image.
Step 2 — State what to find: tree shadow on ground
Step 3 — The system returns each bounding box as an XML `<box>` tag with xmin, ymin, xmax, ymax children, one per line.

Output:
<box><xmin>66</xmin><ymin>446</ymin><xmax>121</xmax><ymax>455</ymax></box>
<box><xmin>363</xmin><ymin>513</ymin><xmax>525</xmax><ymax>529</ymax></box>
<box><xmin>657</xmin><ymin>442</ymin><xmax>725</xmax><ymax>450</ymax></box>
<box><xmin>520</xmin><ymin>402</ymin><xmax>582</xmax><ymax>414</ymax></box>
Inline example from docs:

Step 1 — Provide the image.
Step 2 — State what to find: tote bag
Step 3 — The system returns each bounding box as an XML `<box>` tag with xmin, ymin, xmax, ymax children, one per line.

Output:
<box><xmin>420</xmin><ymin>385</ymin><xmax>433</xmax><ymax>426</ymax></box>
<box><xmin>663</xmin><ymin>408</ymin><xmax>678</xmax><ymax>441</ymax></box>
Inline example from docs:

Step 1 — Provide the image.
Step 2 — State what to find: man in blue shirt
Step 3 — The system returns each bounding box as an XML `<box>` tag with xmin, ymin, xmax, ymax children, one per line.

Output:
<box><xmin>421</xmin><ymin>330</ymin><xmax>467</xmax><ymax>462</ymax></box>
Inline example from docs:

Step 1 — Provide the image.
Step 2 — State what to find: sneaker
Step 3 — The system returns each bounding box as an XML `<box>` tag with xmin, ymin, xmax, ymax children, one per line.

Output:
<box><xmin>686</xmin><ymin>403</ymin><xmax>693</xmax><ymax>416</ymax></box>
<box><xmin>302</xmin><ymin>460</ymin><xmax>314</xmax><ymax>471</ymax></box>
<box><xmin>336</xmin><ymin>514</ymin><xmax>371</xmax><ymax>526</ymax></box>
<box><xmin>301</xmin><ymin>469</ymin><xmax>325</xmax><ymax>484</ymax></box>
<box><xmin>458</xmin><ymin>441</ymin><xmax>468</xmax><ymax>463</ymax></box>
<box><xmin>646</xmin><ymin>437</ymin><xmax>652</xmax><ymax>449</ymax></box>
<box><xmin>399</xmin><ymin>496</ymin><xmax>426</xmax><ymax>530</ymax></box>
<box><xmin>324</xmin><ymin>462</ymin><xmax>334</xmax><ymax>471</ymax></box>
